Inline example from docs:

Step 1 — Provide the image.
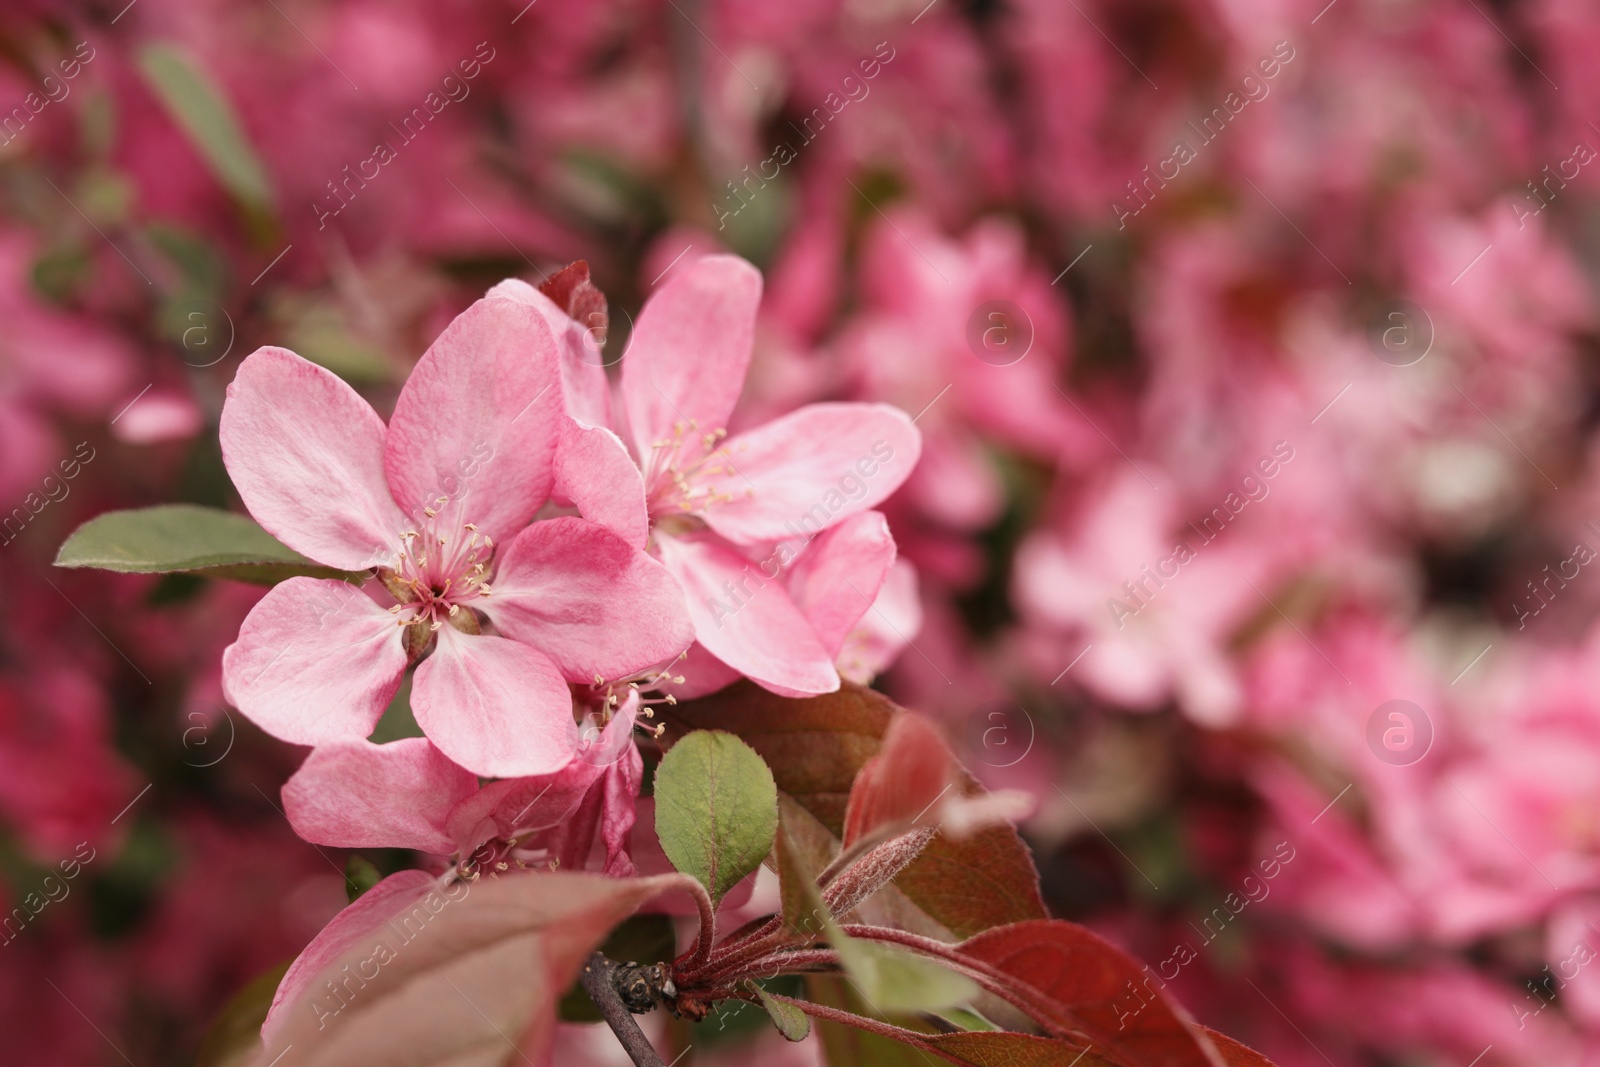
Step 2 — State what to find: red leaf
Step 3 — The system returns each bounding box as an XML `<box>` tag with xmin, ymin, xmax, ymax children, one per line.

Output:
<box><xmin>957</xmin><ymin>921</ymin><xmax>1225</xmax><ymax>1067</ymax></box>
<box><xmin>842</xmin><ymin>712</ymin><xmax>956</xmax><ymax>848</ymax></box>
<box><xmin>1200</xmin><ymin>1028</ymin><xmax>1279</xmax><ymax>1067</ymax></box>
<box><xmin>670</xmin><ymin>681</ymin><xmax>1045</xmax><ymax>938</ymax></box>
<box><xmin>927</xmin><ymin>1032</ymin><xmax>1116</xmax><ymax>1066</ymax></box>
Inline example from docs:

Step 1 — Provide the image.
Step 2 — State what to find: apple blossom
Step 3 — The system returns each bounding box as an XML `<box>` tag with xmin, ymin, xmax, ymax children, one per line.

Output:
<box><xmin>219</xmin><ymin>296</ymin><xmax>692</xmax><ymax>777</ymax></box>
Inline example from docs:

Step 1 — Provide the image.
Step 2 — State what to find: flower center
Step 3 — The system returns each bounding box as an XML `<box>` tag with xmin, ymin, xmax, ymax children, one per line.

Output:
<box><xmin>642</xmin><ymin>420</ymin><xmax>740</xmax><ymax>517</ymax></box>
<box><xmin>384</xmin><ymin>505</ymin><xmax>494</xmax><ymax>631</ymax></box>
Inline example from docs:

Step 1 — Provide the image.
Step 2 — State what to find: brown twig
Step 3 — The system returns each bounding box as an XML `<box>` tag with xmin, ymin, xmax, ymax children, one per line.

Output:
<box><xmin>579</xmin><ymin>954</ymin><xmax>667</xmax><ymax>1067</ymax></box>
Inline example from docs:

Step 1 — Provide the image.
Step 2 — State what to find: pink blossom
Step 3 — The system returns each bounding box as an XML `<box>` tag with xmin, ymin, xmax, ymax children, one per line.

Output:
<box><xmin>526</xmin><ymin>253</ymin><xmax>922</xmax><ymax>697</ymax></box>
<box><xmin>219</xmin><ymin>295</ymin><xmax>692</xmax><ymax>776</ymax></box>
<box><xmin>282</xmin><ymin>699</ymin><xmax>643</xmax><ymax>878</ymax></box>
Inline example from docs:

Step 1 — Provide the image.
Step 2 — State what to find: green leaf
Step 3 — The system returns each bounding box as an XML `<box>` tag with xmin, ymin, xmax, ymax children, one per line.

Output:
<box><xmin>748</xmin><ymin>980</ymin><xmax>811</xmax><ymax>1041</ymax></box>
<box><xmin>776</xmin><ymin>800</ymin><xmax>829</xmax><ymax>939</ymax></box>
<box><xmin>136</xmin><ymin>43</ymin><xmax>274</xmax><ymax>212</ymax></box>
<box><xmin>936</xmin><ymin>1008</ymin><xmax>999</xmax><ymax>1033</ymax></box>
<box><xmin>669</xmin><ymin>682</ymin><xmax>1047</xmax><ymax>938</ymax></box>
<box><xmin>806</xmin><ymin>975</ymin><xmax>931</xmax><ymax>1067</ymax></box>
<box><xmin>778</xmin><ymin>810</ymin><xmax>978</xmax><ymax>1017</ymax></box>
<box><xmin>344</xmin><ymin>855</ymin><xmax>381</xmax><ymax>903</ymax></box>
<box><xmin>654</xmin><ymin>730</ymin><xmax>778</xmax><ymax>907</ymax></box>
<box><xmin>827</xmin><ymin>928</ymin><xmax>978</xmax><ymax>1015</ymax></box>
<box><xmin>55</xmin><ymin>505</ymin><xmax>360</xmax><ymax>582</ymax></box>
<box><xmin>195</xmin><ymin>960</ymin><xmax>290</xmax><ymax>1067</ymax></box>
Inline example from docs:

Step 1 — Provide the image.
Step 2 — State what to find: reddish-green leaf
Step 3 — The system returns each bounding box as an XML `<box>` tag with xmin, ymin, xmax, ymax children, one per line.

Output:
<box><xmin>255</xmin><ymin>870</ymin><xmax>689</xmax><ymax>1066</ymax></box>
<box><xmin>957</xmin><ymin>920</ymin><xmax>1224</xmax><ymax>1067</ymax></box>
<box><xmin>669</xmin><ymin>682</ymin><xmax>1045</xmax><ymax>937</ymax></box>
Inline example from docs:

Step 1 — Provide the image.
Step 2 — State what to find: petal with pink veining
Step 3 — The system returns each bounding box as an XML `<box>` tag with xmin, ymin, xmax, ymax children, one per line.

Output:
<box><xmin>446</xmin><ymin>701</ymin><xmax>638</xmax><ymax>853</ymax></box>
<box><xmin>653</xmin><ymin>532</ymin><xmax>838</xmax><ymax>697</ymax></box>
<box><xmin>412</xmin><ymin>627</ymin><xmax>578</xmax><ymax>778</ymax></box>
<box><xmin>283</xmin><ymin>738</ymin><xmax>478</xmax><ymax>855</ymax></box>
<box><xmin>219</xmin><ymin>347</ymin><xmax>405</xmax><ymax>571</ymax></box>
<box><xmin>552</xmin><ymin>418</ymin><xmax>648</xmax><ymax>549</ymax></box>
<box><xmin>596</xmin><ymin>747</ymin><xmax>644</xmax><ymax>877</ymax></box>
<box><xmin>485</xmin><ymin>516</ymin><xmax>692</xmax><ymax>682</ymax></box>
<box><xmin>619</xmin><ymin>255</ymin><xmax>761</xmax><ymax>459</ymax></box>
<box><xmin>785</xmin><ymin>510</ymin><xmax>897</xmax><ymax>657</ymax></box>
<box><xmin>486</xmin><ymin>277</ymin><xmax>612</xmax><ymax>429</ymax></box>
<box><xmin>384</xmin><ymin>297</ymin><xmax>563</xmax><ymax>546</ymax></box>
<box><xmin>221</xmin><ymin>577</ymin><xmax>407</xmax><ymax>745</ymax></box>
<box><xmin>699</xmin><ymin>402</ymin><xmax>922</xmax><ymax>545</ymax></box>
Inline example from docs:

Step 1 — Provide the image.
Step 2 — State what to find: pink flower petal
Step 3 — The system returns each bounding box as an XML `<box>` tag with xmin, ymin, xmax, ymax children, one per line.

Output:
<box><xmin>552</xmin><ymin>418</ymin><xmax>648</xmax><ymax>549</ymax></box>
<box><xmin>411</xmin><ymin>627</ymin><xmax>579</xmax><ymax>778</ymax></box>
<box><xmin>838</xmin><ymin>559</ymin><xmax>923</xmax><ymax>684</ymax></box>
<box><xmin>619</xmin><ymin>255</ymin><xmax>761</xmax><ymax>458</ymax></box>
<box><xmin>262</xmin><ymin>868</ymin><xmax>437</xmax><ymax>1043</ymax></box>
<box><xmin>486</xmin><ymin>277</ymin><xmax>613</xmax><ymax>428</ymax></box>
<box><xmin>283</xmin><ymin>738</ymin><xmax>479</xmax><ymax>855</ymax></box>
<box><xmin>596</xmin><ymin>745</ymin><xmax>643</xmax><ymax>877</ymax></box>
<box><xmin>485</xmin><ymin>516</ymin><xmax>693</xmax><ymax>682</ymax></box>
<box><xmin>384</xmin><ymin>297</ymin><xmax>563</xmax><ymax>546</ymax></box>
<box><xmin>699</xmin><ymin>402</ymin><xmax>922</xmax><ymax>545</ymax></box>
<box><xmin>669</xmin><ymin>642</ymin><xmax>744</xmax><ymax>700</ymax></box>
<box><xmin>446</xmin><ymin>701</ymin><xmax>638</xmax><ymax>853</ymax></box>
<box><xmin>221</xmin><ymin>577</ymin><xmax>407</xmax><ymax>745</ymax></box>
<box><xmin>219</xmin><ymin>347</ymin><xmax>405</xmax><ymax>571</ymax></box>
<box><xmin>653</xmin><ymin>532</ymin><xmax>838</xmax><ymax>697</ymax></box>
<box><xmin>785</xmin><ymin>510</ymin><xmax>897</xmax><ymax>657</ymax></box>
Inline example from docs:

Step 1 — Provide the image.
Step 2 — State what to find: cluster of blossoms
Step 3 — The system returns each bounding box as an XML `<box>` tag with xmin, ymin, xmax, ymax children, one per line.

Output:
<box><xmin>221</xmin><ymin>253</ymin><xmax>920</xmax><ymax>867</ymax></box>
